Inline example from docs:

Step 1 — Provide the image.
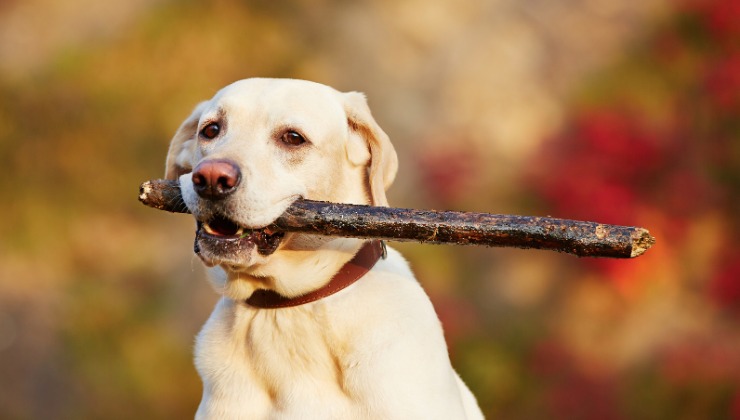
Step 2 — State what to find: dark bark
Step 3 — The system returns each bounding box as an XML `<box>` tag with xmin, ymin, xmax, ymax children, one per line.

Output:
<box><xmin>139</xmin><ymin>179</ymin><xmax>655</xmax><ymax>258</ymax></box>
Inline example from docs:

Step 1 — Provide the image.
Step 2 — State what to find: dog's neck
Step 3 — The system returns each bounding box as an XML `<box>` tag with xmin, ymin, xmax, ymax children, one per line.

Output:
<box><xmin>245</xmin><ymin>240</ymin><xmax>385</xmax><ymax>308</ymax></box>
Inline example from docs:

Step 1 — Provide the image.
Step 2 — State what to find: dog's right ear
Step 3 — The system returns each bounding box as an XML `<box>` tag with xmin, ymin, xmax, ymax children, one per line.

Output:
<box><xmin>164</xmin><ymin>101</ymin><xmax>208</xmax><ymax>180</ymax></box>
<box><xmin>343</xmin><ymin>92</ymin><xmax>398</xmax><ymax>207</ymax></box>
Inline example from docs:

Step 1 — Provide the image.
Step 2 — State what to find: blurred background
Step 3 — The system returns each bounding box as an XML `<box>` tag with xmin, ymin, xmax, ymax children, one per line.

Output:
<box><xmin>0</xmin><ymin>0</ymin><xmax>738</xmax><ymax>418</ymax></box>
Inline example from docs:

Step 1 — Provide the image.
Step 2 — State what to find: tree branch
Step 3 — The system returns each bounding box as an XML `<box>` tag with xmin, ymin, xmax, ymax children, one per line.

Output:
<box><xmin>139</xmin><ymin>179</ymin><xmax>655</xmax><ymax>258</ymax></box>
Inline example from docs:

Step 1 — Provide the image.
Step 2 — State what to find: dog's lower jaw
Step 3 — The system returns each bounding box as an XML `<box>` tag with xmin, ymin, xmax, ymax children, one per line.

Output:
<box><xmin>203</xmin><ymin>236</ymin><xmax>367</xmax><ymax>302</ymax></box>
<box><xmin>195</xmin><ymin>238</ymin><xmax>262</xmax><ymax>269</ymax></box>
<box><xmin>194</xmin><ymin>232</ymin><xmax>278</xmax><ymax>300</ymax></box>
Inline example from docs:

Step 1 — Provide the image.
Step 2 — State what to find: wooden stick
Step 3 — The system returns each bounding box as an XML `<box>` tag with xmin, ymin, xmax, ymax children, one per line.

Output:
<box><xmin>139</xmin><ymin>179</ymin><xmax>655</xmax><ymax>258</ymax></box>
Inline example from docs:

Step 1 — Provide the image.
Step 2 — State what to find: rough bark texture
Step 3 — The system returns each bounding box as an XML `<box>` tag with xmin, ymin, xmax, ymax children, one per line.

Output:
<box><xmin>139</xmin><ymin>179</ymin><xmax>655</xmax><ymax>258</ymax></box>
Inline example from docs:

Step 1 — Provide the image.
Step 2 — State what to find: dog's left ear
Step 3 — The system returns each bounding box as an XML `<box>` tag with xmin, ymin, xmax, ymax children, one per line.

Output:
<box><xmin>164</xmin><ymin>101</ymin><xmax>208</xmax><ymax>180</ymax></box>
<box><xmin>343</xmin><ymin>92</ymin><xmax>398</xmax><ymax>207</ymax></box>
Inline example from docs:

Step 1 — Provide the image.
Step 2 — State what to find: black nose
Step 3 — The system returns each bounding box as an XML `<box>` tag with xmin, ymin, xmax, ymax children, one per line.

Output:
<box><xmin>191</xmin><ymin>159</ymin><xmax>241</xmax><ymax>200</ymax></box>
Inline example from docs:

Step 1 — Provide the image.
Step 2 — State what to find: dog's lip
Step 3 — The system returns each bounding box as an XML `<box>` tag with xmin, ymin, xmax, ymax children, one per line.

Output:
<box><xmin>201</xmin><ymin>215</ymin><xmax>241</xmax><ymax>238</ymax></box>
<box><xmin>199</xmin><ymin>213</ymin><xmax>283</xmax><ymax>236</ymax></box>
<box><xmin>199</xmin><ymin>215</ymin><xmax>268</xmax><ymax>239</ymax></box>
<box><xmin>196</xmin><ymin>217</ymin><xmax>286</xmax><ymax>256</ymax></box>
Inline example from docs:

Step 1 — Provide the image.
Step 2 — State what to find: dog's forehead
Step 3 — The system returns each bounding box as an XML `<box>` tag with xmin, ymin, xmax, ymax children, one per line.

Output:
<box><xmin>209</xmin><ymin>79</ymin><xmax>347</xmax><ymax>126</ymax></box>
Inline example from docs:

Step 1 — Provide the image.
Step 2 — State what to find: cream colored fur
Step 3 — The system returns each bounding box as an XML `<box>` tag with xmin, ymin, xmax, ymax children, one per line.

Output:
<box><xmin>165</xmin><ymin>78</ymin><xmax>483</xmax><ymax>419</ymax></box>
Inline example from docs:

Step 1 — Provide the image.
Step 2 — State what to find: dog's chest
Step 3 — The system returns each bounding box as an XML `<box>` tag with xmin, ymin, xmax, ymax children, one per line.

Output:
<box><xmin>195</xmin><ymin>299</ymin><xmax>354</xmax><ymax>416</ymax></box>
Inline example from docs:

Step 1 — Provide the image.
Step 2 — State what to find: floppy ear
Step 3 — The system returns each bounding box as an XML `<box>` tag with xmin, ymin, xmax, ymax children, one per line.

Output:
<box><xmin>164</xmin><ymin>101</ymin><xmax>208</xmax><ymax>180</ymax></box>
<box><xmin>343</xmin><ymin>92</ymin><xmax>398</xmax><ymax>207</ymax></box>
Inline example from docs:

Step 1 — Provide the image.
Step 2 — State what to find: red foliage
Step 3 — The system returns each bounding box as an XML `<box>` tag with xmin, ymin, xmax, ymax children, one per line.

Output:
<box><xmin>684</xmin><ymin>0</ymin><xmax>740</xmax><ymax>43</ymax></box>
<box><xmin>529</xmin><ymin>0</ymin><xmax>740</xmax><ymax>285</ymax></box>
<box><xmin>527</xmin><ymin>102</ymin><xmax>725</xmax><ymax>284</ymax></box>
<box><xmin>530</xmin><ymin>340</ymin><xmax>622</xmax><ymax>420</ymax></box>
<box><xmin>705</xmin><ymin>53</ymin><xmax>740</xmax><ymax>112</ymax></box>
<box><xmin>732</xmin><ymin>390</ymin><xmax>740</xmax><ymax>420</ymax></box>
<box><xmin>660</xmin><ymin>340</ymin><xmax>740</xmax><ymax>385</ymax></box>
<box><xmin>430</xmin><ymin>294</ymin><xmax>481</xmax><ymax>351</ymax></box>
<box><xmin>709</xmin><ymin>255</ymin><xmax>740</xmax><ymax>312</ymax></box>
<box><xmin>522</xmin><ymin>1</ymin><xmax>740</xmax><ymax>416</ymax></box>
<box><xmin>530</xmin><ymin>109</ymin><xmax>668</xmax><ymax>226</ymax></box>
<box><xmin>416</xmin><ymin>144</ymin><xmax>479</xmax><ymax>207</ymax></box>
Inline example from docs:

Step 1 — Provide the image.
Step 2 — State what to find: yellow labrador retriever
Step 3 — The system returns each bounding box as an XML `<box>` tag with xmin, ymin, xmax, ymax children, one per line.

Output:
<box><xmin>164</xmin><ymin>78</ymin><xmax>483</xmax><ymax>419</ymax></box>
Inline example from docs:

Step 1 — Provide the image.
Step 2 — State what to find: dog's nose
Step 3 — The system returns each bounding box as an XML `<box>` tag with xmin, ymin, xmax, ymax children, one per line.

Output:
<box><xmin>192</xmin><ymin>159</ymin><xmax>241</xmax><ymax>200</ymax></box>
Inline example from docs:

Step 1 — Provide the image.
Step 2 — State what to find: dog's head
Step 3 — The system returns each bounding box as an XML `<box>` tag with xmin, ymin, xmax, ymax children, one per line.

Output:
<box><xmin>164</xmin><ymin>78</ymin><xmax>397</xmax><ymax>287</ymax></box>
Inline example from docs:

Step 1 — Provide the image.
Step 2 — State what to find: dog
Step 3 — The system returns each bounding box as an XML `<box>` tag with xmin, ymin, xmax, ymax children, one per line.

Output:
<box><xmin>164</xmin><ymin>78</ymin><xmax>483</xmax><ymax>419</ymax></box>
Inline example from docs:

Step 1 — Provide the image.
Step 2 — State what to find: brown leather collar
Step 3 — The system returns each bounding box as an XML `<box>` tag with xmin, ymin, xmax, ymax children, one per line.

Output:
<box><xmin>246</xmin><ymin>240</ymin><xmax>385</xmax><ymax>309</ymax></box>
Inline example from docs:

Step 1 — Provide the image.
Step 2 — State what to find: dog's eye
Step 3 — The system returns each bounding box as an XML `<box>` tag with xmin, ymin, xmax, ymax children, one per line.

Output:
<box><xmin>200</xmin><ymin>123</ymin><xmax>220</xmax><ymax>140</ymax></box>
<box><xmin>281</xmin><ymin>131</ymin><xmax>306</xmax><ymax>146</ymax></box>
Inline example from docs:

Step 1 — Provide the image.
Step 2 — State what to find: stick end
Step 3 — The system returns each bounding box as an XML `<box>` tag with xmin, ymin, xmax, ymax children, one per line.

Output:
<box><xmin>138</xmin><ymin>180</ymin><xmax>154</xmax><ymax>204</ymax></box>
<box><xmin>630</xmin><ymin>228</ymin><xmax>656</xmax><ymax>258</ymax></box>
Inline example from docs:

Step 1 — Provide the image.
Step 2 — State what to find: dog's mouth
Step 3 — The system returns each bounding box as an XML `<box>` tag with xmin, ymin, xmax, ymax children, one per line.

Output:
<box><xmin>202</xmin><ymin>215</ymin><xmax>250</xmax><ymax>238</ymax></box>
<box><xmin>196</xmin><ymin>215</ymin><xmax>285</xmax><ymax>257</ymax></box>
